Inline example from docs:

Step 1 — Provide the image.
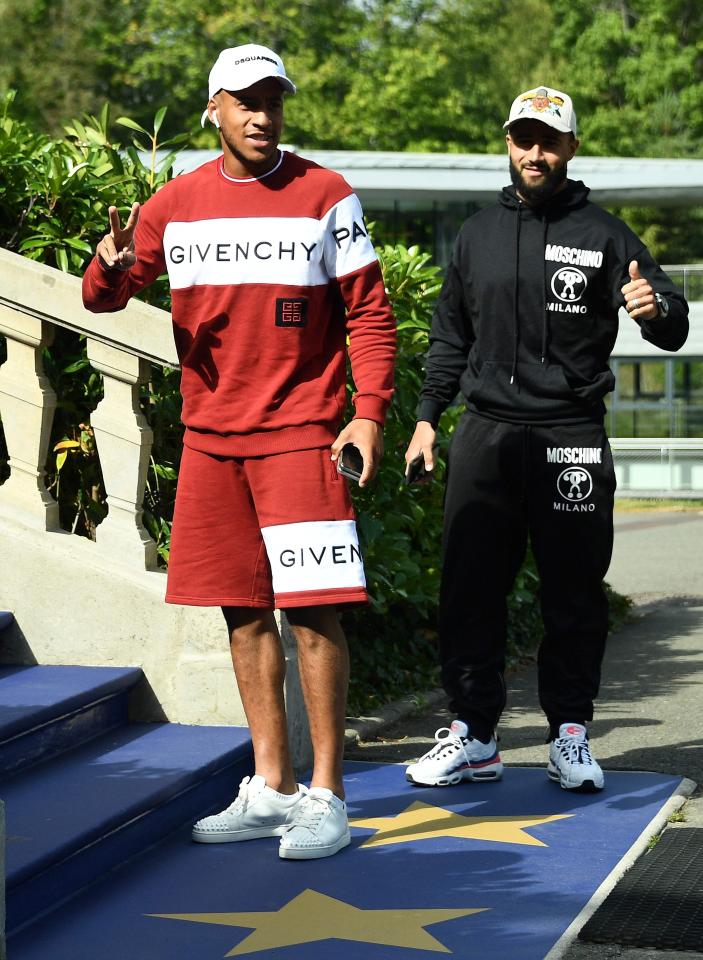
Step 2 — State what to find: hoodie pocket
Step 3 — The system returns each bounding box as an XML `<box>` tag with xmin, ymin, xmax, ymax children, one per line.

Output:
<box><xmin>463</xmin><ymin>361</ymin><xmax>581</xmax><ymax>415</ymax></box>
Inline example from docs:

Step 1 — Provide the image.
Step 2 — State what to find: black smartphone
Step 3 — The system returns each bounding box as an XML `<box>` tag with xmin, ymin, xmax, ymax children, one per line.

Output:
<box><xmin>405</xmin><ymin>445</ymin><xmax>439</xmax><ymax>485</ymax></box>
<box><xmin>337</xmin><ymin>443</ymin><xmax>364</xmax><ymax>482</ymax></box>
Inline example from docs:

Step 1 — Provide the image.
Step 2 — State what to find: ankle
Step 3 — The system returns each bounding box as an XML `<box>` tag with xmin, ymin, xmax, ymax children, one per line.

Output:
<box><xmin>309</xmin><ymin>780</ymin><xmax>345</xmax><ymax>801</ymax></box>
<box><xmin>255</xmin><ymin>772</ymin><xmax>298</xmax><ymax>796</ymax></box>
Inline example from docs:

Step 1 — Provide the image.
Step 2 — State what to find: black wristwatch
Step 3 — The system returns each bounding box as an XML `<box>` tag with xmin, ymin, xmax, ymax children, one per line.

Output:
<box><xmin>654</xmin><ymin>293</ymin><xmax>670</xmax><ymax>319</ymax></box>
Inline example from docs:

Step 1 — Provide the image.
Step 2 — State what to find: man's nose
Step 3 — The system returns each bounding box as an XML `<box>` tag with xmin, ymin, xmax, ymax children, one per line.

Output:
<box><xmin>525</xmin><ymin>142</ymin><xmax>544</xmax><ymax>161</ymax></box>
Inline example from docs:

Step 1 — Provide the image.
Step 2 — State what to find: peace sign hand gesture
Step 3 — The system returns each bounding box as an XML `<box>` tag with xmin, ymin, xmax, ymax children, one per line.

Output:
<box><xmin>96</xmin><ymin>203</ymin><xmax>140</xmax><ymax>271</ymax></box>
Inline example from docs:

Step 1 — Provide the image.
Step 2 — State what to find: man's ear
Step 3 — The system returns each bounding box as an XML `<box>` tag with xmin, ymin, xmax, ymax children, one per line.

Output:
<box><xmin>207</xmin><ymin>97</ymin><xmax>220</xmax><ymax>128</ymax></box>
<box><xmin>569</xmin><ymin>136</ymin><xmax>580</xmax><ymax>159</ymax></box>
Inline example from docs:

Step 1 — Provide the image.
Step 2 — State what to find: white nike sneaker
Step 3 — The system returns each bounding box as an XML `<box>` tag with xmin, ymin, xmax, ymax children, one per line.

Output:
<box><xmin>548</xmin><ymin>723</ymin><xmax>605</xmax><ymax>791</ymax></box>
<box><xmin>405</xmin><ymin>720</ymin><xmax>503</xmax><ymax>787</ymax></box>
<box><xmin>279</xmin><ymin>787</ymin><xmax>351</xmax><ymax>860</ymax></box>
<box><xmin>192</xmin><ymin>775</ymin><xmax>306</xmax><ymax>843</ymax></box>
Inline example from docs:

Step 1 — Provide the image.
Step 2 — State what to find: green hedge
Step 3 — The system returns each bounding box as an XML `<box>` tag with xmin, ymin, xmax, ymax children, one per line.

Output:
<box><xmin>0</xmin><ymin>94</ymin><xmax>631</xmax><ymax>713</ymax></box>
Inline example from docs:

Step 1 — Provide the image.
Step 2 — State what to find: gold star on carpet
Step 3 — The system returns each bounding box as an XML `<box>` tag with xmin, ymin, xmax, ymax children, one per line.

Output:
<box><xmin>148</xmin><ymin>888</ymin><xmax>487</xmax><ymax>956</ymax></box>
<box><xmin>351</xmin><ymin>800</ymin><xmax>573</xmax><ymax>848</ymax></box>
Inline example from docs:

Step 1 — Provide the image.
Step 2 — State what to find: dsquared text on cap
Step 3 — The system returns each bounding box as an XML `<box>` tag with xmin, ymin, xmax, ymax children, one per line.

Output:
<box><xmin>233</xmin><ymin>55</ymin><xmax>277</xmax><ymax>66</ymax></box>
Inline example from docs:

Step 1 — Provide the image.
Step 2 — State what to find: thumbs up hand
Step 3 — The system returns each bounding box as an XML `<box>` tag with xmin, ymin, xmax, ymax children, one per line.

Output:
<box><xmin>621</xmin><ymin>259</ymin><xmax>658</xmax><ymax>321</ymax></box>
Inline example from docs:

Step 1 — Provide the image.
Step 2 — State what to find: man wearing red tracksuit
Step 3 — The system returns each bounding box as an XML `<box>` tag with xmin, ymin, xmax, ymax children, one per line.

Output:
<box><xmin>83</xmin><ymin>44</ymin><xmax>396</xmax><ymax>859</ymax></box>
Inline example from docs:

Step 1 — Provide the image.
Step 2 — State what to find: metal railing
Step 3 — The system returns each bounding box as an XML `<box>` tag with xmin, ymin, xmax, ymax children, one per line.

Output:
<box><xmin>611</xmin><ymin>437</ymin><xmax>703</xmax><ymax>498</ymax></box>
<box><xmin>662</xmin><ymin>264</ymin><xmax>703</xmax><ymax>302</ymax></box>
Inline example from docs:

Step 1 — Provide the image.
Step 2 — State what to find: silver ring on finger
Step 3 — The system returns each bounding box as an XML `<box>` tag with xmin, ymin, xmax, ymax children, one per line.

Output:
<box><xmin>631</xmin><ymin>297</ymin><xmax>640</xmax><ymax>310</ymax></box>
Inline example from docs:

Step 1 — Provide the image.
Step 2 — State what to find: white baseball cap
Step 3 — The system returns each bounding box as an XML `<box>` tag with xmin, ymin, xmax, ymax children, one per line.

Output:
<box><xmin>201</xmin><ymin>43</ymin><xmax>296</xmax><ymax>127</ymax></box>
<box><xmin>504</xmin><ymin>85</ymin><xmax>577</xmax><ymax>136</ymax></box>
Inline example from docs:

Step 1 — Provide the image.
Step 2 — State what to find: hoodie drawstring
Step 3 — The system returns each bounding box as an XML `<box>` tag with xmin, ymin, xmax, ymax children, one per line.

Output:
<box><xmin>510</xmin><ymin>204</ymin><xmax>523</xmax><ymax>385</ymax></box>
<box><xmin>541</xmin><ymin>218</ymin><xmax>549</xmax><ymax>363</ymax></box>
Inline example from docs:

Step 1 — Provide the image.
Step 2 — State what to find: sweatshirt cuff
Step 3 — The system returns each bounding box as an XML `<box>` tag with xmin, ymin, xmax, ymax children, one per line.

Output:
<box><xmin>89</xmin><ymin>254</ymin><xmax>126</xmax><ymax>289</ymax></box>
<box><xmin>353</xmin><ymin>395</ymin><xmax>389</xmax><ymax>425</ymax></box>
<box><xmin>417</xmin><ymin>399</ymin><xmax>445</xmax><ymax>428</ymax></box>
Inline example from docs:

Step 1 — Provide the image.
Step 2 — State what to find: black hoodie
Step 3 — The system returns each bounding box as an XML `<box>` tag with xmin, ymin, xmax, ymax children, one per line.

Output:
<box><xmin>418</xmin><ymin>179</ymin><xmax>689</xmax><ymax>426</ymax></box>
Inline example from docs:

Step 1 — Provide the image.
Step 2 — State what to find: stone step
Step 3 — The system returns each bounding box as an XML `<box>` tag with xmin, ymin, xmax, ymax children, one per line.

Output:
<box><xmin>4</xmin><ymin>720</ymin><xmax>252</xmax><ymax>935</ymax></box>
<box><xmin>0</xmin><ymin>665</ymin><xmax>143</xmax><ymax>777</ymax></box>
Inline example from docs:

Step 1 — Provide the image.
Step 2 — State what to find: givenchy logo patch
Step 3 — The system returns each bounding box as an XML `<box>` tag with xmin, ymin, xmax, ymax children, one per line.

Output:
<box><xmin>276</xmin><ymin>298</ymin><xmax>308</xmax><ymax>327</ymax></box>
<box><xmin>280</xmin><ymin>543</ymin><xmax>363</xmax><ymax>568</ymax></box>
<box><xmin>168</xmin><ymin>240</ymin><xmax>318</xmax><ymax>265</ymax></box>
<box><xmin>163</xmin><ymin>196</ymin><xmax>377</xmax><ymax>290</ymax></box>
<box><xmin>261</xmin><ymin>519</ymin><xmax>366</xmax><ymax>595</ymax></box>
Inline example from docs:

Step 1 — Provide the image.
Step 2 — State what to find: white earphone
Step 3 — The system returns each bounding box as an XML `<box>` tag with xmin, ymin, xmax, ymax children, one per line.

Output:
<box><xmin>212</xmin><ymin>111</ymin><xmax>221</xmax><ymax>129</ymax></box>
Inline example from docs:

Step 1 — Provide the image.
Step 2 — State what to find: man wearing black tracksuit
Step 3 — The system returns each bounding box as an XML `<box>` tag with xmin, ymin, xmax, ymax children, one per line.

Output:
<box><xmin>404</xmin><ymin>85</ymin><xmax>689</xmax><ymax>792</ymax></box>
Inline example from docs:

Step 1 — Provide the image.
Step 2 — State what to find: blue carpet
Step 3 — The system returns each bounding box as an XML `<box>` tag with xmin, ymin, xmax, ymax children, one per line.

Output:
<box><xmin>11</xmin><ymin>762</ymin><xmax>683</xmax><ymax>960</ymax></box>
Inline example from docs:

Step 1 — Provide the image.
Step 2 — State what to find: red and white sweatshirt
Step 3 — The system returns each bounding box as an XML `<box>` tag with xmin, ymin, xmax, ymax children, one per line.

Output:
<box><xmin>82</xmin><ymin>152</ymin><xmax>396</xmax><ymax>456</ymax></box>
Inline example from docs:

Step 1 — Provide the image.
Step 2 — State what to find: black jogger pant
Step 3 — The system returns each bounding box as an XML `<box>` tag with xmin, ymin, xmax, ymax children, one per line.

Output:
<box><xmin>439</xmin><ymin>411</ymin><xmax>616</xmax><ymax>742</ymax></box>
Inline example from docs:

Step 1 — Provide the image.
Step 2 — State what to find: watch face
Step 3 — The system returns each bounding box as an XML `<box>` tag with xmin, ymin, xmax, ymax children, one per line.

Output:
<box><xmin>656</xmin><ymin>294</ymin><xmax>669</xmax><ymax>317</ymax></box>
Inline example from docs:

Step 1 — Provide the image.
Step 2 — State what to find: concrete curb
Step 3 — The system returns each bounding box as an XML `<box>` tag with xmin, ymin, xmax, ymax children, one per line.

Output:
<box><xmin>345</xmin><ymin>688</ymin><xmax>445</xmax><ymax>745</ymax></box>
<box><xmin>544</xmin><ymin>776</ymin><xmax>697</xmax><ymax>960</ymax></box>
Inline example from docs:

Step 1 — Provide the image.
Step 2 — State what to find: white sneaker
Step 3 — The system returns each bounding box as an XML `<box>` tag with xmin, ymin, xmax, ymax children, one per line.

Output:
<box><xmin>279</xmin><ymin>787</ymin><xmax>351</xmax><ymax>860</ymax></box>
<box><xmin>405</xmin><ymin>720</ymin><xmax>503</xmax><ymax>786</ymax></box>
<box><xmin>192</xmin><ymin>775</ymin><xmax>306</xmax><ymax>843</ymax></box>
<box><xmin>548</xmin><ymin>723</ymin><xmax>604</xmax><ymax>791</ymax></box>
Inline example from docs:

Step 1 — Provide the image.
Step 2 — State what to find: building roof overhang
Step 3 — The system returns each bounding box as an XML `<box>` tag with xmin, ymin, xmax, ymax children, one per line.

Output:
<box><xmin>172</xmin><ymin>149</ymin><xmax>703</xmax><ymax>207</ymax></box>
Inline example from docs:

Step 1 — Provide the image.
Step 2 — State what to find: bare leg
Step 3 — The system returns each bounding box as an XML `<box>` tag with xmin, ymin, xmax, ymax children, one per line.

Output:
<box><xmin>285</xmin><ymin>605</ymin><xmax>349</xmax><ymax>800</ymax></box>
<box><xmin>222</xmin><ymin>607</ymin><xmax>297</xmax><ymax>795</ymax></box>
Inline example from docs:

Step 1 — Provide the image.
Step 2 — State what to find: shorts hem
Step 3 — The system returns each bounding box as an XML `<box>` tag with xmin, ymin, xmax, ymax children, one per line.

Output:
<box><xmin>275</xmin><ymin>587</ymin><xmax>369</xmax><ymax>609</ymax></box>
<box><xmin>165</xmin><ymin>594</ymin><xmax>274</xmax><ymax>608</ymax></box>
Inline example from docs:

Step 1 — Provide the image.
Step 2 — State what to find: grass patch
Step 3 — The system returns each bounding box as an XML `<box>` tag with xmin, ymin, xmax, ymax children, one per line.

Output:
<box><xmin>615</xmin><ymin>498</ymin><xmax>703</xmax><ymax>512</ymax></box>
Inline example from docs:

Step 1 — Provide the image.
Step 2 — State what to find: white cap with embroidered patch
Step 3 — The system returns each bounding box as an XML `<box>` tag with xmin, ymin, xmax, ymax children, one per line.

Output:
<box><xmin>201</xmin><ymin>43</ymin><xmax>296</xmax><ymax>126</ymax></box>
<box><xmin>504</xmin><ymin>85</ymin><xmax>577</xmax><ymax>136</ymax></box>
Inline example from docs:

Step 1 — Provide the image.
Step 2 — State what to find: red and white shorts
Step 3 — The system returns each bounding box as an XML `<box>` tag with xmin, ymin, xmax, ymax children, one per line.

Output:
<box><xmin>165</xmin><ymin>445</ymin><xmax>368</xmax><ymax>609</ymax></box>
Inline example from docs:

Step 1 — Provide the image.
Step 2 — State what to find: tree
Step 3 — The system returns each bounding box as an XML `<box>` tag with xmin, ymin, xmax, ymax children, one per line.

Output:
<box><xmin>3</xmin><ymin>0</ymin><xmax>703</xmax><ymax>263</ymax></box>
<box><xmin>546</xmin><ymin>0</ymin><xmax>703</xmax><ymax>157</ymax></box>
<box><xmin>0</xmin><ymin>0</ymin><xmax>127</xmax><ymax>135</ymax></box>
<box><xmin>3</xmin><ymin>0</ymin><xmax>703</xmax><ymax>158</ymax></box>
<box><xmin>98</xmin><ymin>0</ymin><xmax>368</xmax><ymax>145</ymax></box>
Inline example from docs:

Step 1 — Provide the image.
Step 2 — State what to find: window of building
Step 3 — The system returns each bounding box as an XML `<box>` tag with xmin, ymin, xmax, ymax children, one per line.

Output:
<box><xmin>608</xmin><ymin>359</ymin><xmax>703</xmax><ymax>438</ymax></box>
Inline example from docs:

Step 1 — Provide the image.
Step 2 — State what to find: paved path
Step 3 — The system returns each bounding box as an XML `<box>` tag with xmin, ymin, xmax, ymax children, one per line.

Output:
<box><xmin>346</xmin><ymin>506</ymin><xmax>703</xmax><ymax>959</ymax></box>
<box><xmin>608</xmin><ymin>509</ymin><xmax>703</xmax><ymax>603</ymax></box>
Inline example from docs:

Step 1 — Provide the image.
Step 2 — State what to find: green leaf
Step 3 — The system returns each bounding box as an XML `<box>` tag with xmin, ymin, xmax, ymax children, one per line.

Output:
<box><xmin>62</xmin><ymin>359</ymin><xmax>89</xmax><ymax>374</ymax></box>
<box><xmin>153</xmin><ymin>106</ymin><xmax>167</xmax><ymax>136</ymax></box>
<box><xmin>56</xmin><ymin>246</ymin><xmax>69</xmax><ymax>272</ymax></box>
<box><xmin>116</xmin><ymin>117</ymin><xmax>150</xmax><ymax>137</ymax></box>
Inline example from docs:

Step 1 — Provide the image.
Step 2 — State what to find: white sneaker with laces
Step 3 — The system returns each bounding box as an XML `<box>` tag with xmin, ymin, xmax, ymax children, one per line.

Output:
<box><xmin>192</xmin><ymin>775</ymin><xmax>306</xmax><ymax>843</ymax></box>
<box><xmin>405</xmin><ymin>720</ymin><xmax>503</xmax><ymax>787</ymax></box>
<box><xmin>548</xmin><ymin>723</ymin><xmax>604</xmax><ymax>791</ymax></box>
<box><xmin>279</xmin><ymin>787</ymin><xmax>351</xmax><ymax>860</ymax></box>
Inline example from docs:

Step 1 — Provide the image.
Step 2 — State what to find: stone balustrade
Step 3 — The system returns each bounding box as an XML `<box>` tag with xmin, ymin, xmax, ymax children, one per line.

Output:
<box><xmin>0</xmin><ymin>246</ymin><xmax>311</xmax><ymax>768</ymax></box>
<box><xmin>0</xmin><ymin>244</ymin><xmax>177</xmax><ymax>559</ymax></box>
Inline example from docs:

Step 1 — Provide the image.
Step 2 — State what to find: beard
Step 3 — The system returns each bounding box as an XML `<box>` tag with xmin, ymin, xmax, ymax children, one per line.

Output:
<box><xmin>510</xmin><ymin>159</ymin><xmax>567</xmax><ymax>206</ymax></box>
